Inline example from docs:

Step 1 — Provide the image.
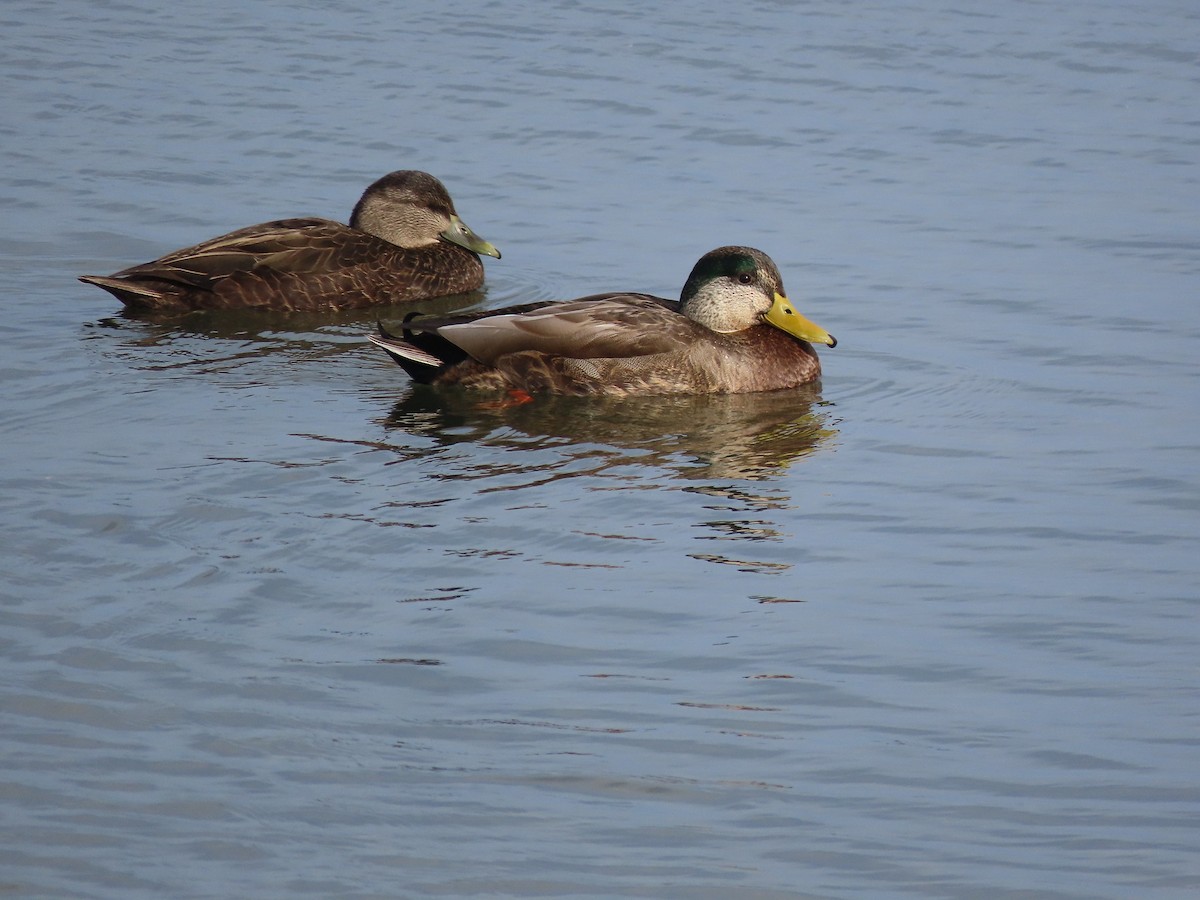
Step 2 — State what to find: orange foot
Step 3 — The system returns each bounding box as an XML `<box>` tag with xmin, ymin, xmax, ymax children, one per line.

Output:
<box><xmin>477</xmin><ymin>389</ymin><xmax>534</xmax><ymax>410</ymax></box>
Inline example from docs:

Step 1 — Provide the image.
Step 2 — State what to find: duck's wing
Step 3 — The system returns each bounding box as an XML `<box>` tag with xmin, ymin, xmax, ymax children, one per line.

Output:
<box><xmin>111</xmin><ymin>218</ymin><xmax>379</xmax><ymax>288</ymax></box>
<box><xmin>427</xmin><ymin>294</ymin><xmax>700</xmax><ymax>364</ymax></box>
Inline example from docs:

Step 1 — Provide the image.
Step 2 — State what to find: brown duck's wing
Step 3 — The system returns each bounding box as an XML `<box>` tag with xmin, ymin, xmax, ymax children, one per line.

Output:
<box><xmin>436</xmin><ymin>294</ymin><xmax>697</xmax><ymax>365</ymax></box>
<box><xmin>110</xmin><ymin>218</ymin><xmax>371</xmax><ymax>288</ymax></box>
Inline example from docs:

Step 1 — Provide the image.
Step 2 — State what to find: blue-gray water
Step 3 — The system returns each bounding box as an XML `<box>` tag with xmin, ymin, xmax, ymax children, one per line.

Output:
<box><xmin>3</xmin><ymin>2</ymin><xmax>1199</xmax><ymax>898</ymax></box>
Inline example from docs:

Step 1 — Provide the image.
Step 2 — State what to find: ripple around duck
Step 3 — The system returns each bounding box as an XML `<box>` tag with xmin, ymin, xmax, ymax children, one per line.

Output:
<box><xmin>79</xmin><ymin>264</ymin><xmax>561</xmax><ymax>380</ymax></box>
<box><xmin>830</xmin><ymin>350</ymin><xmax>1028</xmax><ymax>425</ymax></box>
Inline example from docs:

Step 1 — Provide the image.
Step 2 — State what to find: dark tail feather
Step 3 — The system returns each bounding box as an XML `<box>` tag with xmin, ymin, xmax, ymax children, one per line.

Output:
<box><xmin>79</xmin><ymin>274</ymin><xmax>175</xmax><ymax>310</ymax></box>
<box><xmin>369</xmin><ymin>321</ymin><xmax>447</xmax><ymax>383</ymax></box>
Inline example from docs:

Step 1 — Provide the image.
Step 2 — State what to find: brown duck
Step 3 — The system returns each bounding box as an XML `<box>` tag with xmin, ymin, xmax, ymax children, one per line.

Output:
<box><xmin>79</xmin><ymin>170</ymin><xmax>500</xmax><ymax>312</ymax></box>
<box><xmin>368</xmin><ymin>246</ymin><xmax>836</xmax><ymax>396</ymax></box>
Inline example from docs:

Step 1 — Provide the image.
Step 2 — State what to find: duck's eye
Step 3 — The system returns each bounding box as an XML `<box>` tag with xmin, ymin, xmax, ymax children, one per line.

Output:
<box><xmin>736</xmin><ymin>272</ymin><xmax>753</xmax><ymax>285</ymax></box>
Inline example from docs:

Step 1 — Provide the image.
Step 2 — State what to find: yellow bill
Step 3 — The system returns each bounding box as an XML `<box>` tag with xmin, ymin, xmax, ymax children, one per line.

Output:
<box><xmin>764</xmin><ymin>292</ymin><xmax>837</xmax><ymax>347</ymax></box>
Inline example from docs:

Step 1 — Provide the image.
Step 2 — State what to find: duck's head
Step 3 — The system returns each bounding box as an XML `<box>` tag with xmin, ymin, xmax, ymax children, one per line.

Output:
<box><xmin>680</xmin><ymin>246</ymin><xmax>835</xmax><ymax>347</ymax></box>
<box><xmin>350</xmin><ymin>170</ymin><xmax>501</xmax><ymax>258</ymax></box>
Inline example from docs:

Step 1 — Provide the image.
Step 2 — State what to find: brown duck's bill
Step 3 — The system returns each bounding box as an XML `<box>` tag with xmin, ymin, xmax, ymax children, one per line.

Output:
<box><xmin>764</xmin><ymin>292</ymin><xmax>837</xmax><ymax>348</ymax></box>
<box><xmin>440</xmin><ymin>214</ymin><xmax>502</xmax><ymax>259</ymax></box>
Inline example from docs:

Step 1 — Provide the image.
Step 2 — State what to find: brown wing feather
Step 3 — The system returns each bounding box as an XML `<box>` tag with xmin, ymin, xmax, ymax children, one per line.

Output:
<box><xmin>439</xmin><ymin>294</ymin><xmax>700</xmax><ymax>364</ymax></box>
<box><xmin>111</xmin><ymin>218</ymin><xmax>345</xmax><ymax>283</ymax></box>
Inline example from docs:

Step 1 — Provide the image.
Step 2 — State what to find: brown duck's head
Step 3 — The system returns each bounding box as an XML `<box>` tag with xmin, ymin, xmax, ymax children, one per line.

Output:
<box><xmin>349</xmin><ymin>170</ymin><xmax>501</xmax><ymax>258</ymax></box>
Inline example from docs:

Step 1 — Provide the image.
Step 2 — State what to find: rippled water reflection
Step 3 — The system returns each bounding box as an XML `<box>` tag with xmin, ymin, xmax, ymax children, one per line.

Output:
<box><xmin>381</xmin><ymin>387</ymin><xmax>835</xmax><ymax>479</ymax></box>
<box><xmin>4</xmin><ymin>1</ymin><xmax>1199</xmax><ymax>898</ymax></box>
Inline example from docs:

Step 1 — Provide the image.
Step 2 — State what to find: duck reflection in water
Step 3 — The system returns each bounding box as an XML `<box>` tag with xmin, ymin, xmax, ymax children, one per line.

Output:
<box><xmin>381</xmin><ymin>387</ymin><xmax>837</xmax><ymax>481</ymax></box>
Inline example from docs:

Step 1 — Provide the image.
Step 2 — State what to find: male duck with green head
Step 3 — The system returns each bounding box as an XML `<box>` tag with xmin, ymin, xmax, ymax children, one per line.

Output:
<box><xmin>369</xmin><ymin>246</ymin><xmax>836</xmax><ymax>397</ymax></box>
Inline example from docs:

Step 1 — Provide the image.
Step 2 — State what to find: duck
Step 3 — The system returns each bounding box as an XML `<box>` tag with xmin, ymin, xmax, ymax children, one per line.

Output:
<box><xmin>79</xmin><ymin>170</ymin><xmax>501</xmax><ymax>312</ymax></box>
<box><xmin>367</xmin><ymin>246</ymin><xmax>836</xmax><ymax>397</ymax></box>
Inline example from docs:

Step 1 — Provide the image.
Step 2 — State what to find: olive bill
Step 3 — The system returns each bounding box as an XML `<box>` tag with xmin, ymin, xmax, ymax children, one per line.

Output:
<box><xmin>440</xmin><ymin>214</ymin><xmax>501</xmax><ymax>259</ymax></box>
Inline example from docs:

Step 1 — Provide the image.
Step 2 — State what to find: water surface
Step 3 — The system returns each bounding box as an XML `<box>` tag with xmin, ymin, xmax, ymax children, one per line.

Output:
<box><xmin>3</xmin><ymin>2</ymin><xmax>1198</xmax><ymax>898</ymax></box>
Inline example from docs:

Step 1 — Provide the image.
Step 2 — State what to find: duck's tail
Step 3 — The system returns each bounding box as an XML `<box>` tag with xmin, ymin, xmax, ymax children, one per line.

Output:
<box><xmin>367</xmin><ymin>321</ymin><xmax>447</xmax><ymax>383</ymax></box>
<box><xmin>78</xmin><ymin>274</ymin><xmax>175</xmax><ymax>310</ymax></box>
